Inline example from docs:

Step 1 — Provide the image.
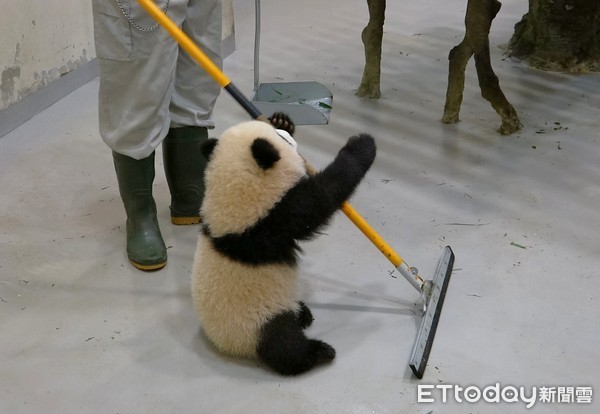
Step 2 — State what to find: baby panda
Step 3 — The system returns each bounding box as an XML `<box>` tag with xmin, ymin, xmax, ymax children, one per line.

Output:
<box><xmin>191</xmin><ymin>113</ymin><xmax>376</xmax><ymax>375</ymax></box>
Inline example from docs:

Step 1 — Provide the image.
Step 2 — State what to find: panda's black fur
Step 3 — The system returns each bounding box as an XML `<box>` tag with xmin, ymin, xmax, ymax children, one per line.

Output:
<box><xmin>192</xmin><ymin>113</ymin><xmax>376</xmax><ymax>375</ymax></box>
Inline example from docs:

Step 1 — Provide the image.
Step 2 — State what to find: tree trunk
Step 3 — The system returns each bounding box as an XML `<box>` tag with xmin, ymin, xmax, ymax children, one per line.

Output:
<box><xmin>442</xmin><ymin>0</ymin><xmax>522</xmax><ymax>135</ymax></box>
<box><xmin>356</xmin><ymin>0</ymin><xmax>386</xmax><ymax>98</ymax></box>
<box><xmin>509</xmin><ymin>0</ymin><xmax>600</xmax><ymax>72</ymax></box>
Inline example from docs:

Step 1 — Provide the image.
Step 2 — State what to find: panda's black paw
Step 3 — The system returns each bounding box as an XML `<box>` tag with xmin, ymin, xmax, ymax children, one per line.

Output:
<box><xmin>297</xmin><ymin>301</ymin><xmax>314</xmax><ymax>329</ymax></box>
<box><xmin>343</xmin><ymin>133</ymin><xmax>376</xmax><ymax>170</ymax></box>
<box><xmin>269</xmin><ymin>112</ymin><xmax>295</xmax><ymax>136</ymax></box>
<box><xmin>308</xmin><ymin>339</ymin><xmax>336</xmax><ymax>364</ymax></box>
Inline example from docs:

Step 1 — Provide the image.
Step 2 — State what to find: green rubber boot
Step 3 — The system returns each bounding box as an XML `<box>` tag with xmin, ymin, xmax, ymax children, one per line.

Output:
<box><xmin>113</xmin><ymin>151</ymin><xmax>167</xmax><ymax>271</ymax></box>
<box><xmin>162</xmin><ymin>126</ymin><xmax>208</xmax><ymax>225</ymax></box>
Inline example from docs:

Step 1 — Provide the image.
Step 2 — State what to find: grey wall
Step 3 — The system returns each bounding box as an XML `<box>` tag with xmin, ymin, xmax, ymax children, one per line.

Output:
<box><xmin>0</xmin><ymin>0</ymin><xmax>235</xmax><ymax>138</ymax></box>
<box><xmin>0</xmin><ymin>1</ymin><xmax>95</xmax><ymax>112</ymax></box>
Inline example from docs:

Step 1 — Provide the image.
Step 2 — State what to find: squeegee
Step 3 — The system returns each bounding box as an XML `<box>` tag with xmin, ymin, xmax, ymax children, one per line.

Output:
<box><xmin>136</xmin><ymin>0</ymin><xmax>454</xmax><ymax>378</ymax></box>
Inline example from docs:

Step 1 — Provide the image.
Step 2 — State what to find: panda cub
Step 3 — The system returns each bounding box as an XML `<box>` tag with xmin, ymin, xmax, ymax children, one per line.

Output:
<box><xmin>192</xmin><ymin>113</ymin><xmax>376</xmax><ymax>375</ymax></box>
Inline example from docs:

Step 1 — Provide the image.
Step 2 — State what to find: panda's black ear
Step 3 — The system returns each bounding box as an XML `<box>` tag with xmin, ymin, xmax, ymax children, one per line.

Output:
<box><xmin>251</xmin><ymin>138</ymin><xmax>280</xmax><ymax>170</ymax></box>
<box><xmin>201</xmin><ymin>138</ymin><xmax>219</xmax><ymax>160</ymax></box>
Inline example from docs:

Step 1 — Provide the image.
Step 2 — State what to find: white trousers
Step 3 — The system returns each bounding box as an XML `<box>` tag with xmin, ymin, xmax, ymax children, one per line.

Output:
<box><xmin>92</xmin><ymin>0</ymin><xmax>222</xmax><ymax>159</ymax></box>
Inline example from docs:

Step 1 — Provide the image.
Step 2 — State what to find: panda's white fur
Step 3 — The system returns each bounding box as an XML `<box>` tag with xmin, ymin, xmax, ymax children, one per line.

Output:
<box><xmin>192</xmin><ymin>121</ymin><xmax>304</xmax><ymax>358</ymax></box>
<box><xmin>192</xmin><ymin>115</ymin><xmax>376</xmax><ymax>375</ymax></box>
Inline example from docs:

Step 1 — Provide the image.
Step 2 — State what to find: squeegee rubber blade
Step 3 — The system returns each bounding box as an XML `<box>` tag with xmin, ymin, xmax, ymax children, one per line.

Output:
<box><xmin>409</xmin><ymin>246</ymin><xmax>454</xmax><ymax>379</ymax></box>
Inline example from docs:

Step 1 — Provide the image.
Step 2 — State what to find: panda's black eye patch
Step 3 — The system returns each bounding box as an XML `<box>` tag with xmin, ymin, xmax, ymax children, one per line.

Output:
<box><xmin>251</xmin><ymin>138</ymin><xmax>281</xmax><ymax>170</ymax></box>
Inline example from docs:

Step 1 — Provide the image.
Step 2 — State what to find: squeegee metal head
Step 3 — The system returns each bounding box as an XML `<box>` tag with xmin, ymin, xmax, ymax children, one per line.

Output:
<box><xmin>409</xmin><ymin>246</ymin><xmax>454</xmax><ymax>379</ymax></box>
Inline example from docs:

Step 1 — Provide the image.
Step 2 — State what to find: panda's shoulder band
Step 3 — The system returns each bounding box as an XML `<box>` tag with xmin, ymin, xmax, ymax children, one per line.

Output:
<box><xmin>201</xmin><ymin>225</ymin><xmax>300</xmax><ymax>267</ymax></box>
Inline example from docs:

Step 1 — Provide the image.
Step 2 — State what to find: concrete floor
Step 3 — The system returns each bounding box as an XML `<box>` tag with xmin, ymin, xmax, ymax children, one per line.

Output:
<box><xmin>1</xmin><ymin>0</ymin><xmax>599</xmax><ymax>412</ymax></box>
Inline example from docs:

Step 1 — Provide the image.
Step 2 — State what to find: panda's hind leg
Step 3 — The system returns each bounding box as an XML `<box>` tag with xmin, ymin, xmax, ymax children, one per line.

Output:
<box><xmin>257</xmin><ymin>309</ymin><xmax>335</xmax><ymax>376</ymax></box>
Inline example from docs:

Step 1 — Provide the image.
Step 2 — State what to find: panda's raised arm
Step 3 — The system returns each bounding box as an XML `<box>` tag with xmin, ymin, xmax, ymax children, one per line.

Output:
<box><xmin>273</xmin><ymin>134</ymin><xmax>376</xmax><ymax>241</ymax></box>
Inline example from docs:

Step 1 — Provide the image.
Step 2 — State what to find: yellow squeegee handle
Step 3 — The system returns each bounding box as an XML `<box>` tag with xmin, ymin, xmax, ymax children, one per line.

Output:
<box><xmin>136</xmin><ymin>0</ymin><xmax>420</xmax><ymax>277</ymax></box>
<box><xmin>342</xmin><ymin>202</ymin><xmax>425</xmax><ymax>289</ymax></box>
<box><xmin>340</xmin><ymin>203</ymin><xmax>403</xmax><ymax>267</ymax></box>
